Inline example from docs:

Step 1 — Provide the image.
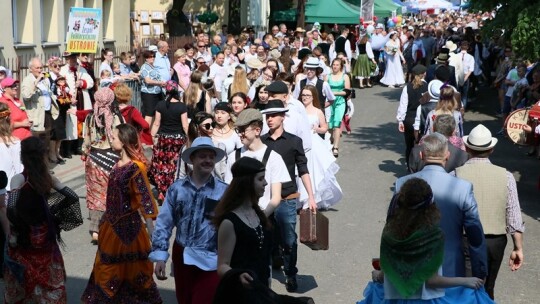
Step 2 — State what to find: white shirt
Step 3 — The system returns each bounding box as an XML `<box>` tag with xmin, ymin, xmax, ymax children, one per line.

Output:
<box><xmin>209</xmin><ymin>63</ymin><xmax>227</xmax><ymax>93</ymax></box>
<box><xmin>224</xmin><ymin>145</ymin><xmax>291</xmax><ymax>210</ymax></box>
<box><xmin>460</xmin><ymin>51</ymin><xmax>475</xmax><ymax>76</ymax></box>
<box><xmin>197</xmin><ymin>51</ymin><xmax>213</xmax><ymax>66</ymax></box>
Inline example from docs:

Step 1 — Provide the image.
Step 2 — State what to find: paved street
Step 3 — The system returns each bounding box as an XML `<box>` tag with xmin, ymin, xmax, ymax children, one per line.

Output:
<box><xmin>2</xmin><ymin>84</ymin><xmax>539</xmax><ymax>303</ymax></box>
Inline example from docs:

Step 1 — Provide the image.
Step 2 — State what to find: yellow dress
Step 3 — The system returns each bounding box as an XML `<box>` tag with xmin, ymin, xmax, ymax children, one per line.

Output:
<box><xmin>81</xmin><ymin>160</ymin><xmax>162</xmax><ymax>303</ymax></box>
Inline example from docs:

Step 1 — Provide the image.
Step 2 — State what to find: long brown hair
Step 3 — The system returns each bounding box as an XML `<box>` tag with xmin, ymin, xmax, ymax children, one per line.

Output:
<box><xmin>0</xmin><ymin>103</ymin><xmax>14</xmax><ymax>146</ymax></box>
<box><xmin>21</xmin><ymin>137</ymin><xmax>53</xmax><ymax>196</ymax></box>
<box><xmin>435</xmin><ymin>86</ymin><xmax>457</xmax><ymax>113</ymax></box>
<box><xmin>302</xmin><ymin>85</ymin><xmax>321</xmax><ymax>109</ymax></box>
<box><xmin>230</xmin><ymin>66</ymin><xmax>249</xmax><ymax>96</ymax></box>
<box><xmin>184</xmin><ymin>70</ymin><xmax>204</xmax><ymax>109</ymax></box>
<box><xmin>213</xmin><ymin>160</ymin><xmax>270</xmax><ymax>229</ymax></box>
<box><xmin>116</xmin><ymin>124</ymin><xmax>148</xmax><ymax>165</ymax></box>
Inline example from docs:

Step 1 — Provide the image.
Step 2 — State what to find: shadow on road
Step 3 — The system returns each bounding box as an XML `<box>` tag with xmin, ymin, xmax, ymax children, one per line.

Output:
<box><xmin>272</xmin><ymin>272</ymin><xmax>318</xmax><ymax>294</ymax></box>
<box><xmin>65</xmin><ymin>276</ymin><xmax>178</xmax><ymax>303</ymax></box>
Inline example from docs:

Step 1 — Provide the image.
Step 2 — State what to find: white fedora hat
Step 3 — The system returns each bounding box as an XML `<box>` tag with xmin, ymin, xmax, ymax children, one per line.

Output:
<box><xmin>463</xmin><ymin>124</ymin><xmax>498</xmax><ymax>151</ymax></box>
<box><xmin>304</xmin><ymin>57</ymin><xmax>320</xmax><ymax>69</ymax></box>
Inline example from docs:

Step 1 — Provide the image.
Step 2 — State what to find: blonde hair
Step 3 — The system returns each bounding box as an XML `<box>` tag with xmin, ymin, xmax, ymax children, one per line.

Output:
<box><xmin>101</xmin><ymin>69</ymin><xmax>112</xmax><ymax>78</ymax></box>
<box><xmin>174</xmin><ymin>48</ymin><xmax>186</xmax><ymax>61</ymax></box>
<box><xmin>114</xmin><ymin>83</ymin><xmax>133</xmax><ymax>103</ymax></box>
<box><xmin>230</xmin><ymin>67</ymin><xmax>249</xmax><ymax>96</ymax></box>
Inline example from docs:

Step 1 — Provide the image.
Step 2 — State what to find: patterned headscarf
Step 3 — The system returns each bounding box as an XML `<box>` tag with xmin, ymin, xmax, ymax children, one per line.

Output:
<box><xmin>93</xmin><ymin>88</ymin><xmax>115</xmax><ymax>140</ymax></box>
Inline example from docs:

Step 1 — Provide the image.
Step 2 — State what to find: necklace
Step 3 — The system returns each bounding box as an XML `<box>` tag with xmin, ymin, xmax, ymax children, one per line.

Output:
<box><xmin>241</xmin><ymin>208</ymin><xmax>264</xmax><ymax>250</ymax></box>
<box><xmin>215</xmin><ymin>126</ymin><xmax>231</xmax><ymax>135</ymax></box>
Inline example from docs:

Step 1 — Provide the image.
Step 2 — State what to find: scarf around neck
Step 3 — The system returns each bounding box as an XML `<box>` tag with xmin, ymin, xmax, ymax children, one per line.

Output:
<box><xmin>380</xmin><ymin>224</ymin><xmax>444</xmax><ymax>298</ymax></box>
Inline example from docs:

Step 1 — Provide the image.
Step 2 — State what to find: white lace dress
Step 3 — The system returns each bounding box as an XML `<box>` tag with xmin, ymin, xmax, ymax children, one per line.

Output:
<box><xmin>298</xmin><ymin>114</ymin><xmax>343</xmax><ymax>209</ymax></box>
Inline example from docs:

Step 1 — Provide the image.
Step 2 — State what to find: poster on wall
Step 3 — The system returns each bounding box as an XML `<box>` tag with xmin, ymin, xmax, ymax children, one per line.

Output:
<box><xmin>66</xmin><ymin>7</ymin><xmax>102</xmax><ymax>53</ymax></box>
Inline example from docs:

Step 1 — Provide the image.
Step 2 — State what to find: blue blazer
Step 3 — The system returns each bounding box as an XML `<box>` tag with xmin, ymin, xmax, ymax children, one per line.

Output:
<box><xmin>395</xmin><ymin>165</ymin><xmax>488</xmax><ymax>279</ymax></box>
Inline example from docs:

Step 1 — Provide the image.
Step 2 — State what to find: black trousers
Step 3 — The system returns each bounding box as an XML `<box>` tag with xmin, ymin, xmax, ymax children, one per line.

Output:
<box><xmin>403</xmin><ymin>119</ymin><xmax>416</xmax><ymax>170</ymax></box>
<box><xmin>485</xmin><ymin>234</ymin><xmax>508</xmax><ymax>300</ymax></box>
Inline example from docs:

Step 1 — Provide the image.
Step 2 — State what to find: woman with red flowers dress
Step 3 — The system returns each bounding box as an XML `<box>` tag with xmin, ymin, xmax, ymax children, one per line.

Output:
<box><xmin>149</xmin><ymin>81</ymin><xmax>188</xmax><ymax>204</ymax></box>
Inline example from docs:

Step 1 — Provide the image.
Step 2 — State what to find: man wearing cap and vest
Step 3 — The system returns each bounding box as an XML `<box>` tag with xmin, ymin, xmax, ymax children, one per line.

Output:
<box><xmin>260</xmin><ymin>100</ymin><xmax>317</xmax><ymax>292</ymax></box>
<box><xmin>150</xmin><ymin>137</ymin><xmax>228</xmax><ymax>304</ymax></box>
<box><xmin>455</xmin><ymin>124</ymin><xmax>524</xmax><ymax>300</ymax></box>
<box><xmin>292</xmin><ymin>57</ymin><xmax>335</xmax><ymax>120</ymax></box>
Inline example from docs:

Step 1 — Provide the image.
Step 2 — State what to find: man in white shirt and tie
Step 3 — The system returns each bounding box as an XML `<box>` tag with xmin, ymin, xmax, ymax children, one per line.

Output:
<box><xmin>457</xmin><ymin>41</ymin><xmax>475</xmax><ymax>109</ymax></box>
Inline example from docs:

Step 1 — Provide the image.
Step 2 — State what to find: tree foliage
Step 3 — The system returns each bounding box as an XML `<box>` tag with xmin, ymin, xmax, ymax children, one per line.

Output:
<box><xmin>469</xmin><ymin>0</ymin><xmax>540</xmax><ymax>60</ymax></box>
<box><xmin>511</xmin><ymin>7</ymin><xmax>540</xmax><ymax>60</ymax></box>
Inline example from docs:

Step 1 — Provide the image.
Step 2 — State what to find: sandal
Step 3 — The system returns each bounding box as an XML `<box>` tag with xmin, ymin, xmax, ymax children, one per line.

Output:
<box><xmin>332</xmin><ymin>147</ymin><xmax>339</xmax><ymax>158</ymax></box>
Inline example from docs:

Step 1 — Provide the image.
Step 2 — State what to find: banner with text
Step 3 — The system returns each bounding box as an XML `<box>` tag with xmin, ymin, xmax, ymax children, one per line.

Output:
<box><xmin>66</xmin><ymin>7</ymin><xmax>102</xmax><ymax>53</ymax></box>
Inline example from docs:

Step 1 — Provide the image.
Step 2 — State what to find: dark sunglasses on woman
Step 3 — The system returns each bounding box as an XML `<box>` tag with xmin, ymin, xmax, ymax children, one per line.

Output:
<box><xmin>201</xmin><ymin>122</ymin><xmax>216</xmax><ymax>130</ymax></box>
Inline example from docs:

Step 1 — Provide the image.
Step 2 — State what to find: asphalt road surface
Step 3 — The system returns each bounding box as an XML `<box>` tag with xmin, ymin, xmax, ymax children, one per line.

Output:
<box><xmin>2</xmin><ymin>84</ymin><xmax>538</xmax><ymax>303</ymax></box>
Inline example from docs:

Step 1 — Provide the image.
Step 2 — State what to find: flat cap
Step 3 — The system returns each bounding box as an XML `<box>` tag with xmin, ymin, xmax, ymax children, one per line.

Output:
<box><xmin>265</xmin><ymin>81</ymin><xmax>289</xmax><ymax>94</ymax></box>
<box><xmin>412</xmin><ymin>64</ymin><xmax>427</xmax><ymax>75</ymax></box>
<box><xmin>234</xmin><ymin>108</ymin><xmax>263</xmax><ymax>127</ymax></box>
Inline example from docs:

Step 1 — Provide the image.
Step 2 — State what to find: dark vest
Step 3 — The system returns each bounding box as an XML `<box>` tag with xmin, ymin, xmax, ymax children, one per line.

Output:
<box><xmin>357</xmin><ymin>43</ymin><xmax>367</xmax><ymax>55</ymax></box>
<box><xmin>419</xmin><ymin>102</ymin><xmax>437</xmax><ymax>135</ymax></box>
<box><xmin>335</xmin><ymin>36</ymin><xmax>347</xmax><ymax>55</ymax></box>
<box><xmin>405</xmin><ymin>82</ymin><xmax>428</xmax><ymax>123</ymax></box>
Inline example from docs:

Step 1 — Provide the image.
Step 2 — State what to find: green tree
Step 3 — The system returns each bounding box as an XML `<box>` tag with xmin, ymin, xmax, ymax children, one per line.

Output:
<box><xmin>469</xmin><ymin>0</ymin><xmax>540</xmax><ymax>60</ymax></box>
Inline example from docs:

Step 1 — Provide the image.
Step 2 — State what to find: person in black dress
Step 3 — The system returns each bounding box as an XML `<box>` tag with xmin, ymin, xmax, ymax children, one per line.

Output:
<box><xmin>214</xmin><ymin>157</ymin><xmax>271</xmax><ymax>288</ymax></box>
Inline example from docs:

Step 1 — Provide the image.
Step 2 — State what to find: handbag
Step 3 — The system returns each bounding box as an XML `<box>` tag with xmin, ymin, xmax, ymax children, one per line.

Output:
<box><xmin>47</xmin><ymin>187</ymin><xmax>83</xmax><ymax>232</ymax></box>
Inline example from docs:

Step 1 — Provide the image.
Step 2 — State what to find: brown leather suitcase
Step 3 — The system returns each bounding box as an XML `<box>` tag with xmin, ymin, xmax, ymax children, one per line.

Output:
<box><xmin>299</xmin><ymin>210</ymin><xmax>329</xmax><ymax>250</ymax></box>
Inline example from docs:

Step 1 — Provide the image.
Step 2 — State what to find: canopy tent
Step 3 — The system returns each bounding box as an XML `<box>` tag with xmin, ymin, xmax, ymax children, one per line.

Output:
<box><xmin>306</xmin><ymin>0</ymin><xmax>402</xmax><ymax>24</ymax></box>
<box><xmin>403</xmin><ymin>0</ymin><xmax>453</xmax><ymax>12</ymax></box>
<box><xmin>305</xmin><ymin>0</ymin><xmax>361</xmax><ymax>24</ymax></box>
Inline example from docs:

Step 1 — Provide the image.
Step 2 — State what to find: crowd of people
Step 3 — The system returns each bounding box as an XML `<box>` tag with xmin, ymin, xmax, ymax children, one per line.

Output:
<box><xmin>0</xmin><ymin>8</ymin><xmax>535</xmax><ymax>304</ymax></box>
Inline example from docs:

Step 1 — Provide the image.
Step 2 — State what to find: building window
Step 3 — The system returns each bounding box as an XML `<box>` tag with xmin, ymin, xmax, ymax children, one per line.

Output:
<box><xmin>11</xmin><ymin>0</ymin><xmax>17</xmax><ymax>43</ymax></box>
<box><xmin>12</xmin><ymin>0</ymin><xmax>32</xmax><ymax>44</ymax></box>
<box><xmin>41</xmin><ymin>0</ymin><xmax>56</xmax><ymax>42</ymax></box>
<box><xmin>103</xmin><ymin>0</ymin><xmax>112</xmax><ymax>39</ymax></box>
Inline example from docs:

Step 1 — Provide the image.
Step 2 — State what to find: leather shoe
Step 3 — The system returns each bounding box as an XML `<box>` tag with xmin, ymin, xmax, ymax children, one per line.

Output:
<box><xmin>285</xmin><ymin>276</ymin><xmax>298</xmax><ymax>292</ymax></box>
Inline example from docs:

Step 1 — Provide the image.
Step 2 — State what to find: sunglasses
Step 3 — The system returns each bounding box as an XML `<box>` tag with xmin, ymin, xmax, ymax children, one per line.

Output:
<box><xmin>201</xmin><ymin>122</ymin><xmax>216</xmax><ymax>130</ymax></box>
<box><xmin>198</xmin><ymin>45</ymin><xmax>205</xmax><ymax>48</ymax></box>
<box><xmin>7</xmin><ymin>85</ymin><xmax>18</xmax><ymax>89</ymax></box>
<box><xmin>197</xmin><ymin>61</ymin><xmax>205</xmax><ymax>64</ymax></box>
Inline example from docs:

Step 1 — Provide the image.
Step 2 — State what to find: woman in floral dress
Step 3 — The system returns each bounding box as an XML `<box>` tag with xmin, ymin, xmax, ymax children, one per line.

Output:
<box><xmin>149</xmin><ymin>81</ymin><xmax>188</xmax><ymax>204</ymax></box>
<box><xmin>81</xmin><ymin>124</ymin><xmax>161</xmax><ymax>303</ymax></box>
